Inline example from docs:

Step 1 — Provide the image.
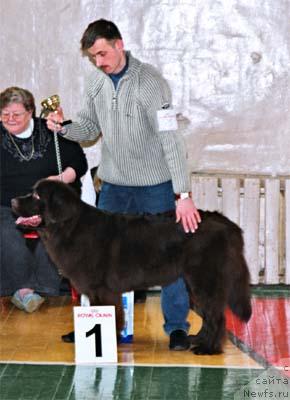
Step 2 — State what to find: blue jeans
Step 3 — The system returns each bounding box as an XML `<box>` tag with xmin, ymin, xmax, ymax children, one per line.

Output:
<box><xmin>98</xmin><ymin>181</ymin><xmax>190</xmax><ymax>335</ymax></box>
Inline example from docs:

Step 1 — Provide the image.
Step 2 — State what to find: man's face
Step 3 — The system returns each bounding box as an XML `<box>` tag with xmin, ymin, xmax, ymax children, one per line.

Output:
<box><xmin>87</xmin><ymin>38</ymin><xmax>126</xmax><ymax>74</ymax></box>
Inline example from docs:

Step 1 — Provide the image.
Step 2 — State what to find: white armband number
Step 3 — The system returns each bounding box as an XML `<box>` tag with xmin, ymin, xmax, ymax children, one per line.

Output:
<box><xmin>157</xmin><ymin>109</ymin><xmax>178</xmax><ymax>132</ymax></box>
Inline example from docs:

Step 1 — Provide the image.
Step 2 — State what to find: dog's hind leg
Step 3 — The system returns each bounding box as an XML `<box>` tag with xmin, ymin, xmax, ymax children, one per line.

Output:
<box><xmin>185</xmin><ymin>234</ymin><xmax>228</xmax><ymax>355</ymax></box>
<box><xmin>188</xmin><ymin>306</ymin><xmax>226</xmax><ymax>355</ymax></box>
<box><xmin>186</xmin><ymin>280</ymin><xmax>227</xmax><ymax>355</ymax></box>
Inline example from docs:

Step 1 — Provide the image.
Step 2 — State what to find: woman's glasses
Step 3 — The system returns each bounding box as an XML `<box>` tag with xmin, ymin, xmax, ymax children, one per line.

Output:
<box><xmin>1</xmin><ymin>111</ymin><xmax>28</xmax><ymax>120</ymax></box>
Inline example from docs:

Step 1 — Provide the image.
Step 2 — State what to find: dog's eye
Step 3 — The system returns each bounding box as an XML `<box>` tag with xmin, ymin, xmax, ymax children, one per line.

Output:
<box><xmin>33</xmin><ymin>192</ymin><xmax>40</xmax><ymax>200</ymax></box>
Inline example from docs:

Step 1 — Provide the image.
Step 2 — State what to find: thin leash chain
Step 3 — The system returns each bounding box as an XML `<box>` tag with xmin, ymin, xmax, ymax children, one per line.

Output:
<box><xmin>7</xmin><ymin>131</ymin><xmax>35</xmax><ymax>161</ymax></box>
<box><xmin>39</xmin><ymin>110</ymin><xmax>63</xmax><ymax>179</ymax></box>
<box><xmin>53</xmin><ymin>125</ymin><xmax>63</xmax><ymax>180</ymax></box>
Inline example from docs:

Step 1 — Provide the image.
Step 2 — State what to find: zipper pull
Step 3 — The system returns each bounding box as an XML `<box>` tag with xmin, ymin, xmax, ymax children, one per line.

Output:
<box><xmin>112</xmin><ymin>96</ymin><xmax>117</xmax><ymax>110</ymax></box>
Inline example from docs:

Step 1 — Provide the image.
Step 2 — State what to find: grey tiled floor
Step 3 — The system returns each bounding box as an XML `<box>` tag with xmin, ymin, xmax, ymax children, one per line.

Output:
<box><xmin>0</xmin><ymin>363</ymin><xmax>263</xmax><ymax>400</ymax></box>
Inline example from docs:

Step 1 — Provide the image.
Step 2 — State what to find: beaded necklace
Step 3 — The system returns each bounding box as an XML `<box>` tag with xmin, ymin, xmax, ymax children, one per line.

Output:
<box><xmin>7</xmin><ymin>131</ymin><xmax>35</xmax><ymax>161</ymax></box>
<box><xmin>6</xmin><ymin>120</ymin><xmax>35</xmax><ymax>162</ymax></box>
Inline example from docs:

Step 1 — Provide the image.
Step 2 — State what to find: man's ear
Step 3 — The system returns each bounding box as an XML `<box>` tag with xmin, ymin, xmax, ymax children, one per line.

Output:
<box><xmin>115</xmin><ymin>39</ymin><xmax>124</xmax><ymax>51</ymax></box>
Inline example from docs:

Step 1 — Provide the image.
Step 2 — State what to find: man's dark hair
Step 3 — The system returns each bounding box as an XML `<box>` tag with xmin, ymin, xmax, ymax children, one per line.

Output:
<box><xmin>81</xmin><ymin>19</ymin><xmax>122</xmax><ymax>51</ymax></box>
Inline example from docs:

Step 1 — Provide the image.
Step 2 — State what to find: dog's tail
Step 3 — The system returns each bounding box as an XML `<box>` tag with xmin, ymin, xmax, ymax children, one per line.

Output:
<box><xmin>227</xmin><ymin>231</ymin><xmax>252</xmax><ymax>322</ymax></box>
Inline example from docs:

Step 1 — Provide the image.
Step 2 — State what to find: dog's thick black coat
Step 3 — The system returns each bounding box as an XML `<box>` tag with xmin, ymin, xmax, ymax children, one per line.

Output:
<box><xmin>12</xmin><ymin>179</ymin><xmax>252</xmax><ymax>354</ymax></box>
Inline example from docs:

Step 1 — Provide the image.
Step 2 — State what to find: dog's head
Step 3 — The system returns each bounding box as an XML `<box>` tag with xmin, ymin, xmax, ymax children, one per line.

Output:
<box><xmin>11</xmin><ymin>179</ymin><xmax>81</xmax><ymax>228</ymax></box>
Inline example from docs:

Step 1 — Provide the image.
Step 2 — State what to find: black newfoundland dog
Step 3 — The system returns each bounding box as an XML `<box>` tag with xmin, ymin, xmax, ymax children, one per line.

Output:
<box><xmin>11</xmin><ymin>179</ymin><xmax>252</xmax><ymax>355</ymax></box>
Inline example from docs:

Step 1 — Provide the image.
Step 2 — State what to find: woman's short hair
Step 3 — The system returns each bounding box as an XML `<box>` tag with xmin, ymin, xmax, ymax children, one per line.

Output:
<box><xmin>81</xmin><ymin>19</ymin><xmax>122</xmax><ymax>51</ymax></box>
<box><xmin>0</xmin><ymin>87</ymin><xmax>36</xmax><ymax>115</ymax></box>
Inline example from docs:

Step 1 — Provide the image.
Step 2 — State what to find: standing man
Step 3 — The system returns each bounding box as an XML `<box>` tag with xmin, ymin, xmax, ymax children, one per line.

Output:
<box><xmin>47</xmin><ymin>19</ymin><xmax>201</xmax><ymax>350</ymax></box>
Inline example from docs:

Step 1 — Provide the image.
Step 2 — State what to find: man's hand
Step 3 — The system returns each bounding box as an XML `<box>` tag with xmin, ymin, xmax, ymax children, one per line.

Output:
<box><xmin>46</xmin><ymin>106</ymin><xmax>64</xmax><ymax>132</ymax></box>
<box><xmin>176</xmin><ymin>198</ymin><xmax>201</xmax><ymax>233</ymax></box>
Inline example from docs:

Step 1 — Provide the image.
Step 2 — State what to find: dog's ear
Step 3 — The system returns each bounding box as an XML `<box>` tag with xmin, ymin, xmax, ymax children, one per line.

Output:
<box><xmin>37</xmin><ymin>181</ymin><xmax>80</xmax><ymax>224</ymax></box>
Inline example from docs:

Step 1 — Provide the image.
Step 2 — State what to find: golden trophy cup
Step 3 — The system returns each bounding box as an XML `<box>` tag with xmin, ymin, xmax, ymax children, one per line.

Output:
<box><xmin>41</xmin><ymin>94</ymin><xmax>60</xmax><ymax>116</ymax></box>
<box><xmin>41</xmin><ymin>94</ymin><xmax>72</xmax><ymax>126</ymax></box>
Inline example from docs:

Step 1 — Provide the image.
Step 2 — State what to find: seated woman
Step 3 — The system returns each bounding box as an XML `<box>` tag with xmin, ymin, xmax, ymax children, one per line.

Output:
<box><xmin>0</xmin><ymin>87</ymin><xmax>88</xmax><ymax>312</ymax></box>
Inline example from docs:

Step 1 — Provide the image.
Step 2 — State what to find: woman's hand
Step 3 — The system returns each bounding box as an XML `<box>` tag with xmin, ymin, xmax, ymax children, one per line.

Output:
<box><xmin>47</xmin><ymin>167</ymin><xmax>76</xmax><ymax>184</ymax></box>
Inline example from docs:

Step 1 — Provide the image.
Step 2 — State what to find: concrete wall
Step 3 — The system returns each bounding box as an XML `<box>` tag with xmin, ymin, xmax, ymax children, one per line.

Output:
<box><xmin>1</xmin><ymin>0</ymin><xmax>289</xmax><ymax>174</ymax></box>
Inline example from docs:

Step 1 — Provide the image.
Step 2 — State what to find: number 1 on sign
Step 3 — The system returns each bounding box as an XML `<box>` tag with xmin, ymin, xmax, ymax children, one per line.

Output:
<box><xmin>74</xmin><ymin>306</ymin><xmax>117</xmax><ymax>363</ymax></box>
<box><xmin>86</xmin><ymin>324</ymin><xmax>102</xmax><ymax>357</ymax></box>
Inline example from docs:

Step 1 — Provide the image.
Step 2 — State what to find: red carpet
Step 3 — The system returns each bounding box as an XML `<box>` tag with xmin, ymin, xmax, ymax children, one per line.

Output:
<box><xmin>226</xmin><ymin>297</ymin><xmax>290</xmax><ymax>372</ymax></box>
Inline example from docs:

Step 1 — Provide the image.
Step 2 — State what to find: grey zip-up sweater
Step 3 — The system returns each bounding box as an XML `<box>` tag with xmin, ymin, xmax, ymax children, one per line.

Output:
<box><xmin>65</xmin><ymin>52</ymin><xmax>191</xmax><ymax>193</ymax></box>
